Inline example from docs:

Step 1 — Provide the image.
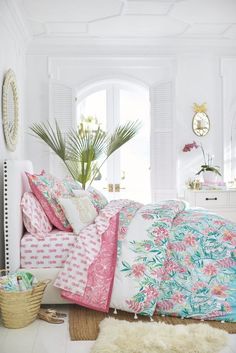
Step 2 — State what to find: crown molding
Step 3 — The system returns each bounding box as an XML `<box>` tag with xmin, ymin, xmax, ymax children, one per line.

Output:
<box><xmin>47</xmin><ymin>55</ymin><xmax>176</xmax><ymax>82</ymax></box>
<box><xmin>26</xmin><ymin>36</ymin><xmax>236</xmax><ymax>56</ymax></box>
<box><xmin>5</xmin><ymin>0</ymin><xmax>32</xmax><ymax>46</ymax></box>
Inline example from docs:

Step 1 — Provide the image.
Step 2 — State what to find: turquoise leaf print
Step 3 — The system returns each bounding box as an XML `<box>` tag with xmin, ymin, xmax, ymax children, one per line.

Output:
<box><xmin>120</xmin><ymin>200</ymin><xmax>236</xmax><ymax>321</ymax></box>
<box><xmin>121</xmin><ymin>261</ymin><xmax>132</xmax><ymax>272</ymax></box>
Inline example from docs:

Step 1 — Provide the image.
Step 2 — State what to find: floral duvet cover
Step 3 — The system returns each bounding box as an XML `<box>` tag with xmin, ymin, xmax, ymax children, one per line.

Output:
<box><xmin>55</xmin><ymin>199</ymin><xmax>236</xmax><ymax>321</ymax></box>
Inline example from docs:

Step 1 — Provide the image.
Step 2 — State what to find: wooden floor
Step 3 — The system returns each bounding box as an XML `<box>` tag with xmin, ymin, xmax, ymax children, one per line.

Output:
<box><xmin>0</xmin><ymin>305</ymin><xmax>235</xmax><ymax>353</ymax></box>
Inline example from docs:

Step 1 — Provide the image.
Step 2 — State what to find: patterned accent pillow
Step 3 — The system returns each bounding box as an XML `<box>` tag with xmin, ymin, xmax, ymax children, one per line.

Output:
<box><xmin>58</xmin><ymin>196</ymin><xmax>97</xmax><ymax>234</ymax></box>
<box><xmin>87</xmin><ymin>186</ymin><xmax>108</xmax><ymax>211</ymax></box>
<box><xmin>26</xmin><ymin>172</ymin><xmax>74</xmax><ymax>231</ymax></box>
<box><xmin>63</xmin><ymin>175</ymin><xmax>82</xmax><ymax>191</ymax></box>
<box><xmin>21</xmin><ymin>192</ymin><xmax>53</xmax><ymax>239</ymax></box>
<box><xmin>72</xmin><ymin>189</ymin><xmax>88</xmax><ymax>197</ymax></box>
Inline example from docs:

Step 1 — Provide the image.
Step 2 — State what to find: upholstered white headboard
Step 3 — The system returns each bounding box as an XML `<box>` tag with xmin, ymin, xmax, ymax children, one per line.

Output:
<box><xmin>3</xmin><ymin>160</ymin><xmax>33</xmax><ymax>271</ymax></box>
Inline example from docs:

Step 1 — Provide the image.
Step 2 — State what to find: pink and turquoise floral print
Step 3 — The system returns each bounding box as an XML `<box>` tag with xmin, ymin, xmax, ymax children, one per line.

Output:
<box><xmin>87</xmin><ymin>186</ymin><xmax>108</xmax><ymax>211</ymax></box>
<box><xmin>54</xmin><ymin>197</ymin><xmax>236</xmax><ymax>321</ymax></box>
<box><xmin>118</xmin><ymin>201</ymin><xmax>143</xmax><ymax>257</ymax></box>
<box><xmin>120</xmin><ymin>200</ymin><xmax>236</xmax><ymax>321</ymax></box>
<box><xmin>26</xmin><ymin>172</ymin><xmax>76</xmax><ymax>231</ymax></box>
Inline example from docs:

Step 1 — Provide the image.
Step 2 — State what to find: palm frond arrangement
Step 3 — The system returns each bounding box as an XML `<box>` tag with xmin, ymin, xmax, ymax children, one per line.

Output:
<box><xmin>30</xmin><ymin>119</ymin><xmax>141</xmax><ymax>189</ymax></box>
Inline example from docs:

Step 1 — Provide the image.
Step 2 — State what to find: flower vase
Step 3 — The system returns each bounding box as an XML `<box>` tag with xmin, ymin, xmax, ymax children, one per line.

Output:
<box><xmin>203</xmin><ymin>171</ymin><xmax>217</xmax><ymax>184</ymax></box>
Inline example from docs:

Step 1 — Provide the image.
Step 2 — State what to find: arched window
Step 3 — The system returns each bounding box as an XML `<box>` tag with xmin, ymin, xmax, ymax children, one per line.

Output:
<box><xmin>76</xmin><ymin>80</ymin><xmax>150</xmax><ymax>203</ymax></box>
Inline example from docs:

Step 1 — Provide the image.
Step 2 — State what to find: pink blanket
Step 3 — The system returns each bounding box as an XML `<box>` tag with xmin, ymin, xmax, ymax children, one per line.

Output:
<box><xmin>61</xmin><ymin>214</ymin><xmax>118</xmax><ymax>311</ymax></box>
<box><xmin>54</xmin><ymin>199</ymin><xmax>133</xmax><ymax>311</ymax></box>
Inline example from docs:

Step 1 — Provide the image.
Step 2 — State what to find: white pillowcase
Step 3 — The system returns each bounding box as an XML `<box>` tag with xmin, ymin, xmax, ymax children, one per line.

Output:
<box><xmin>58</xmin><ymin>196</ymin><xmax>97</xmax><ymax>234</ymax></box>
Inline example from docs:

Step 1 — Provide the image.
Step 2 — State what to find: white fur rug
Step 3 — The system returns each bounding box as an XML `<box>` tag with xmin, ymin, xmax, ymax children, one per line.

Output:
<box><xmin>91</xmin><ymin>318</ymin><xmax>228</xmax><ymax>353</ymax></box>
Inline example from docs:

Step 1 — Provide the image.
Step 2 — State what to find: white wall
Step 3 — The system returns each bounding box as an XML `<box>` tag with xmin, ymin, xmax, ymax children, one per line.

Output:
<box><xmin>25</xmin><ymin>56</ymin><xmax>177</xmax><ymax>202</ymax></box>
<box><xmin>1</xmin><ymin>0</ymin><xmax>236</xmax><ymax>271</ymax></box>
<box><xmin>25</xmin><ymin>53</ymin><xmax>229</xmax><ymax>197</ymax></box>
<box><xmin>176</xmin><ymin>55</ymin><xmax>223</xmax><ymax>195</ymax></box>
<box><xmin>0</xmin><ymin>1</ymin><xmax>26</xmax><ymax>267</ymax></box>
<box><xmin>221</xmin><ymin>58</ymin><xmax>236</xmax><ymax>183</ymax></box>
<box><xmin>25</xmin><ymin>55</ymin><xmax>50</xmax><ymax>171</ymax></box>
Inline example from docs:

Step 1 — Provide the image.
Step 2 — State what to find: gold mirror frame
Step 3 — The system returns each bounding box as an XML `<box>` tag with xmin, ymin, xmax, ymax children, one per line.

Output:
<box><xmin>2</xmin><ymin>69</ymin><xmax>19</xmax><ymax>151</ymax></box>
<box><xmin>192</xmin><ymin>103</ymin><xmax>210</xmax><ymax>137</ymax></box>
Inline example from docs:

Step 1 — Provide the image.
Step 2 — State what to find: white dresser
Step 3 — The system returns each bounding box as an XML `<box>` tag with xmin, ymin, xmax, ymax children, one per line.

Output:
<box><xmin>184</xmin><ymin>189</ymin><xmax>236</xmax><ymax>223</ymax></box>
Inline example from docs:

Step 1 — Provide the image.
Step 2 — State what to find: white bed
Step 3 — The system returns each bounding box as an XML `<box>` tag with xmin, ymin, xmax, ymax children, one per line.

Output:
<box><xmin>3</xmin><ymin>159</ymin><xmax>70</xmax><ymax>304</ymax></box>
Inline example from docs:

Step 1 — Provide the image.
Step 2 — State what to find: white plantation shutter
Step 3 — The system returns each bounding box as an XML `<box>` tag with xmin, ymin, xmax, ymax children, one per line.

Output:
<box><xmin>150</xmin><ymin>81</ymin><xmax>177</xmax><ymax>201</ymax></box>
<box><xmin>49</xmin><ymin>81</ymin><xmax>76</xmax><ymax>177</ymax></box>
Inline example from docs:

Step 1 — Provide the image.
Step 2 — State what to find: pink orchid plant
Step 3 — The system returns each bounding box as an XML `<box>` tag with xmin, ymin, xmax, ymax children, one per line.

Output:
<box><xmin>182</xmin><ymin>141</ymin><xmax>221</xmax><ymax>176</ymax></box>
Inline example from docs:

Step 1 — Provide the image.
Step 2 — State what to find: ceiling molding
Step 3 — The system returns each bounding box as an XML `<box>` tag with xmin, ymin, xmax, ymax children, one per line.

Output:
<box><xmin>27</xmin><ymin>20</ymin><xmax>46</xmax><ymax>37</ymax></box>
<box><xmin>26</xmin><ymin>36</ymin><xmax>236</xmax><ymax>56</ymax></box>
<box><xmin>122</xmin><ymin>1</ymin><xmax>173</xmax><ymax>15</ymax></box>
<box><xmin>182</xmin><ymin>23</ymin><xmax>231</xmax><ymax>37</ymax></box>
<box><xmin>6</xmin><ymin>0</ymin><xmax>32</xmax><ymax>44</ymax></box>
<box><xmin>45</xmin><ymin>22</ymin><xmax>88</xmax><ymax>36</ymax></box>
<box><xmin>223</xmin><ymin>24</ymin><xmax>236</xmax><ymax>39</ymax></box>
<box><xmin>21</xmin><ymin>0</ymin><xmax>123</xmax><ymax>23</ymax></box>
<box><xmin>8</xmin><ymin>0</ymin><xmax>236</xmax><ymax>50</ymax></box>
<box><xmin>169</xmin><ymin>0</ymin><xmax>236</xmax><ymax>24</ymax></box>
<box><xmin>89</xmin><ymin>15</ymin><xmax>187</xmax><ymax>37</ymax></box>
<box><xmin>48</xmin><ymin>55</ymin><xmax>177</xmax><ymax>86</ymax></box>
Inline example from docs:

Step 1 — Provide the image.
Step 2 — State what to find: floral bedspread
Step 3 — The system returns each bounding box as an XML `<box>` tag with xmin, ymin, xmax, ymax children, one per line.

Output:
<box><xmin>55</xmin><ymin>199</ymin><xmax>236</xmax><ymax>321</ymax></box>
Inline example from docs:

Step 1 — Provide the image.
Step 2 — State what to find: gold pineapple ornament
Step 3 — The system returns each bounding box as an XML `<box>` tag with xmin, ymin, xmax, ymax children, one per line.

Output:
<box><xmin>192</xmin><ymin>102</ymin><xmax>210</xmax><ymax>137</ymax></box>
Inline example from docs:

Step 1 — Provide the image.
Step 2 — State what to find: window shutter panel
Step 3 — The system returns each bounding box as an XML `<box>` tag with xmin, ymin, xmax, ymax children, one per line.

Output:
<box><xmin>49</xmin><ymin>81</ymin><xmax>76</xmax><ymax>177</ymax></box>
<box><xmin>150</xmin><ymin>81</ymin><xmax>176</xmax><ymax>201</ymax></box>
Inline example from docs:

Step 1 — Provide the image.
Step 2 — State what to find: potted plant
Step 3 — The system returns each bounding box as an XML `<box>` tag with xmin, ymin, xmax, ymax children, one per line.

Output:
<box><xmin>30</xmin><ymin>119</ymin><xmax>141</xmax><ymax>190</ymax></box>
<box><xmin>182</xmin><ymin>141</ymin><xmax>221</xmax><ymax>183</ymax></box>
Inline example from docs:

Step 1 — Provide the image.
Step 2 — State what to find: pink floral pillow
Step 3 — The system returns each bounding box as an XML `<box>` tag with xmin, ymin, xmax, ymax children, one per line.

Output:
<box><xmin>26</xmin><ymin>172</ymin><xmax>74</xmax><ymax>231</ymax></box>
<box><xmin>64</xmin><ymin>175</ymin><xmax>82</xmax><ymax>191</ymax></box>
<box><xmin>21</xmin><ymin>192</ymin><xmax>53</xmax><ymax>239</ymax></box>
<box><xmin>87</xmin><ymin>186</ymin><xmax>108</xmax><ymax>211</ymax></box>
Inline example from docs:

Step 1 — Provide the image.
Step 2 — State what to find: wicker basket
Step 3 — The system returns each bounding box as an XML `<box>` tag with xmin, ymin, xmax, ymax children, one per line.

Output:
<box><xmin>0</xmin><ymin>276</ymin><xmax>50</xmax><ymax>329</ymax></box>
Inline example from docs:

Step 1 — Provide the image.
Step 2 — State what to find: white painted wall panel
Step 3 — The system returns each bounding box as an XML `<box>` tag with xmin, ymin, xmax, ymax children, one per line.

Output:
<box><xmin>24</xmin><ymin>54</ymin><xmax>234</xmax><ymax>204</ymax></box>
<box><xmin>0</xmin><ymin>2</ymin><xmax>26</xmax><ymax>267</ymax></box>
<box><xmin>49</xmin><ymin>81</ymin><xmax>75</xmax><ymax>177</ymax></box>
<box><xmin>176</xmin><ymin>55</ymin><xmax>223</xmax><ymax>197</ymax></box>
<box><xmin>221</xmin><ymin>58</ymin><xmax>236</xmax><ymax>182</ymax></box>
<box><xmin>25</xmin><ymin>56</ymin><xmax>176</xmax><ymax>199</ymax></box>
<box><xmin>25</xmin><ymin>55</ymin><xmax>50</xmax><ymax>172</ymax></box>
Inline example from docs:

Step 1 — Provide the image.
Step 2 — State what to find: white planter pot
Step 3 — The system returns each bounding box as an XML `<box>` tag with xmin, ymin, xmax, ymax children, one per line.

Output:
<box><xmin>203</xmin><ymin>171</ymin><xmax>217</xmax><ymax>184</ymax></box>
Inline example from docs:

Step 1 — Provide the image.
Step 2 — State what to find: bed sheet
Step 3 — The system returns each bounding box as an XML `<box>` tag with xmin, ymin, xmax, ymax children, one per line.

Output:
<box><xmin>20</xmin><ymin>230</ymin><xmax>77</xmax><ymax>268</ymax></box>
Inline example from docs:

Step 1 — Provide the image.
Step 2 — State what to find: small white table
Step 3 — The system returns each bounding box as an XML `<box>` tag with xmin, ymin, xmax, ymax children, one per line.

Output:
<box><xmin>184</xmin><ymin>189</ymin><xmax>236</xmax><ymax>223</ymax></box>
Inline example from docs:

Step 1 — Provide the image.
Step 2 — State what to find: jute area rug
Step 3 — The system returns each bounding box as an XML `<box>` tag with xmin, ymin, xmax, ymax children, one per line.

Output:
<box><xmin>69</xmin><ymin>305</ymin><xmax>236</xmax><ymax>341</ymax></box>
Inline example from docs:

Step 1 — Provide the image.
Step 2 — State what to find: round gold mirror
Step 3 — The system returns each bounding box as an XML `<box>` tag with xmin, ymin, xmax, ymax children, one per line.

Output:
<box><xmin>2</xmin><ymin>69</ymin><xmax>19</xmax><ymax>151</ymax></box>
<box><xmin>192</xmin><ymin>103</ymin><xmax>210</xmax><ymax>137</ymax></box>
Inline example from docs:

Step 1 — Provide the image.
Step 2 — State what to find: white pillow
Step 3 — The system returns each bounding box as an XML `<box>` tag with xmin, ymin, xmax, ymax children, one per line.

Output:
<box><xmin>58</xmin><ymin>196</ymin><xmax>97</xmax><ymax>234</ymax></box>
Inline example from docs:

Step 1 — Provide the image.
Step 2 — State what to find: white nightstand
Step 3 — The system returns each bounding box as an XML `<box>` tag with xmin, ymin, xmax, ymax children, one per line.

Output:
<box><xmin>184</xmin><ymin>189</ymin><xmax>236</xmax><ymax>223</ymax></box>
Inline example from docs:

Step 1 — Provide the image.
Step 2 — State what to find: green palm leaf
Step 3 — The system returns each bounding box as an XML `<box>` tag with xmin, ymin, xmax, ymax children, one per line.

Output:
<box><xmin>67</xmin><ymin>127</ymin><xmax>107</xmax><ymax>162</ymax></box>
<box><xmin>64</xmin><ymin>160</ymin><xmax>91</xmax><ymax>187</ymax></box>
<box><xmin>66</xmin><ymin>128</ymin><xmax>108</xmax><ymax>188</ymax></box>
<box><xmin>29</xmin><ymin>119</ymin><xmax>140</xmax><ymax>189</ymax></box>
<box><xmin>107</xmin><ymin>120</ymin><xmax>141</xmax><ymax>157</ymax></box>
<box><xmin>30</xmin><ymin>121</ymin><xmax>67</xmax><ymax>160</ymax></box>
